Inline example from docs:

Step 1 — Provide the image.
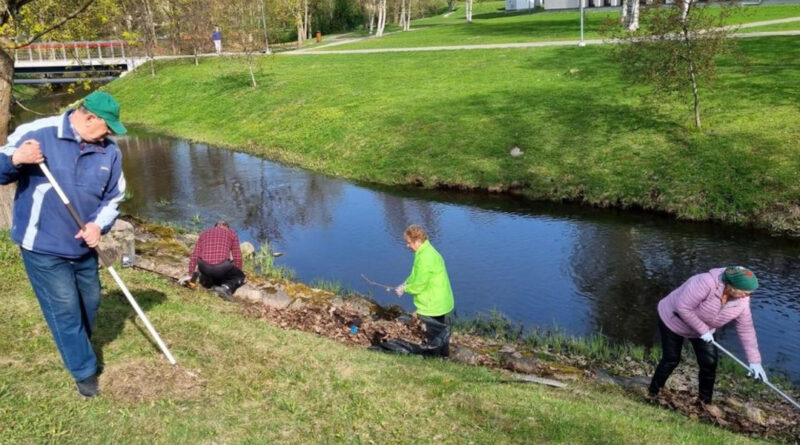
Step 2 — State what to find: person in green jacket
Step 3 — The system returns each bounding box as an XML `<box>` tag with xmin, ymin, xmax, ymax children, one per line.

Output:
<box><xmin>395</xmin><ymin>225</ymin><xmax>454</xmax><ymax>323</ymax></box>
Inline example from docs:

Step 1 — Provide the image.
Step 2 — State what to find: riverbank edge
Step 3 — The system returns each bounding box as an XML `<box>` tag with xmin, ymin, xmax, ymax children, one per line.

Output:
<box><xmin>124</xmin><ymin>217</ymin><xmax>799</xmax><ymax>441</ymax></box>
<box><xmin>117</xmin><ymin>117</ymin><xmax>800</xmax><ymax>238</ymax></box>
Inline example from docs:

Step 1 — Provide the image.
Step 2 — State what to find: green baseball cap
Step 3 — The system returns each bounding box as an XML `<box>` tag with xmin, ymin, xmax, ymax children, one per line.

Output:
<box><xmin>83</xmin><ymin>91</ymin><xmax>127</xmax><ymax>135</ymax></box>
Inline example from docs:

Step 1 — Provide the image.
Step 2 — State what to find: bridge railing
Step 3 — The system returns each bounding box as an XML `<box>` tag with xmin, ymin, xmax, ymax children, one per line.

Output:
<box><xmin>15</xmin><ymin>40</ymin><xmax>135</xmax><ymax>63</ymax></box>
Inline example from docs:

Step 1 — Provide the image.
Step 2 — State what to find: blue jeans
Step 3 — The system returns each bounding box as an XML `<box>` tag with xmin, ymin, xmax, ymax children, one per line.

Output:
<box><xmin>21</xmin><ymin>248</ymin><xmax>100</xmax><ymax>382</ymax></box>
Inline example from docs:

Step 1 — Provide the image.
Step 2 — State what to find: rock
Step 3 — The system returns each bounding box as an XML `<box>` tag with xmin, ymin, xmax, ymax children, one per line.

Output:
<box><xmin>180</xmin><ymin>233</ymin><xmax>199</xmax><ymax>246</ymax></box>
<box><xmin>262</xmin><ymin>288</ymin><xmax>291</xmax><ymax>309</ymax></box>
<box><xmin>98</xmin><ymin>219</ymin><xmax>135</xmax><ymax>265</ymax></box>
<box><xmin>330</xmin><ymin>296</ymin><xmax>345</xmax><ymax>308</ymax></box>
<box><xmin>154</xmin><ymin>262</ymin><xmax>184</xmax><ymax>280</ymax></box>
<box><xmin>499</xmin><ymin>350</ymin><xmax>539</xmax><ymax>374</ymax></box>
<box><xmin>744</xmin><ymin>403</ymin><xmax>767</xmax><ymax>426</ymax></box>
<box><xmin>509</xmin><ymin>146</ymin><xmax>523</xmax><ymax>157</ymax></box>
<box><xmin>450</xmin><ymin>344</ymin><xmax>482</xmax><ymax>366</ymax></box>
<box><xmin>342</xmin><ymin>296</ymin><xmax>377</xmax><ymax>317</ymax></box>
<box><xmin>240</xmin><ymin>242</ymin><xmax>255</xmax><ymax>260</ymax></box>
<box><xmin>235</xmin><ymin>285</ymin><xmax>264</xmax><ymax>304</ymax></box>
<box><xmin>134</xmin><ymin>257</ymin><xmax>157</xmax><ymax>271</ymax></box>
<box><xmin>288</xmin><ymin>299</ymin><xmax>306</xmax><ymax>311</ymax></box>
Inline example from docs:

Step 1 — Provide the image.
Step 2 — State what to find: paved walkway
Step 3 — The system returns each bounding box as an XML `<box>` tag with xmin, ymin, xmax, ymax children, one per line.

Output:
<box><xmin>737</xmin><ymin>16</ymin><xmax>800</xmax><ymax>28</ymax></box>
<box><xmin>280</xmin><ymin>16</ymin><xmax>799</xmax><ymax>55</ymax></box>
<box><xmin>282</xmin><ymin>16</ymin><xmax>799</xmax><ymax>55</ymax></box>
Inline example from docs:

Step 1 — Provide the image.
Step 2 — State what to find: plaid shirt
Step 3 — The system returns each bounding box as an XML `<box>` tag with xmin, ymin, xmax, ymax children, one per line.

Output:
<box><xmin>188</xmin><ymin>226</ymin><xmax>243</xmax><ymax>274</ymax></box>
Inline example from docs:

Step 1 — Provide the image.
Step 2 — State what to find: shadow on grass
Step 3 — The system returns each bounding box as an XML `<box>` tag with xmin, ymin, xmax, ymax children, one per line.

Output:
<box><xmin>93</xmin><ymin>288</ymin><xmax>167</xmax><ymax>369</ymax></box>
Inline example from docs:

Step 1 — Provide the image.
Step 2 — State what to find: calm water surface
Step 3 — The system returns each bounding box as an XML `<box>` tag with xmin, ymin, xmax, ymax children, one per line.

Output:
<box><xmin>117</xmin><ymin>133</ymin><xmax>800</xmax><ymax>381</ymax></box>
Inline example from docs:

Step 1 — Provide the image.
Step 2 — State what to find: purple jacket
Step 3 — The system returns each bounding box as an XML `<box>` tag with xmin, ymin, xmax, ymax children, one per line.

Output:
<box><xmin>658</xmin><ymin>268</ymin><xmax>761</xmax><ymax>364</ymax></box>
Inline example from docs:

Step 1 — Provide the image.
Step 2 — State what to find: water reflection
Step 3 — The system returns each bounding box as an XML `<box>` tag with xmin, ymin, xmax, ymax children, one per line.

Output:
<box><xmin>117</xmin><ymin>133</ymin><xmax>800</xmax><ymax>381</ymax></box>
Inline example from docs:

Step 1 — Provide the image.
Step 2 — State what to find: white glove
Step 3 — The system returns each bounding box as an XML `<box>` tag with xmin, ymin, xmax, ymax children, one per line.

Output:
<box><xmin>748</xmin><ymin>363</ymin><xmax>768</xmax><ymax>382</ymax></box>
<box><xmin>178</xmin><ymin>275</ymin><xmax>192</xmax><ymax>286</ymax></box>
<box><xmin>700</xmin><ymin>332</ymin><xmax>714</xmax><ymax>343</ymax></box>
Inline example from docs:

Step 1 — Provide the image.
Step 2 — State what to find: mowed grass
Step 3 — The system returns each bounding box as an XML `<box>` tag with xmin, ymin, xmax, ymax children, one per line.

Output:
<box><xmin>0</xmin><ymin>232</ymin><xmax>777</xmax><ymax>444</ymax></box>
<box><xmin>321</xmin><ymin>1</ymin><xmax>800</xmax><ymax>50</ymax></box>
<box><xmin>108</xmin><ymin>36</ymin><xmax>800</xmax><ymax>232</ymax></box>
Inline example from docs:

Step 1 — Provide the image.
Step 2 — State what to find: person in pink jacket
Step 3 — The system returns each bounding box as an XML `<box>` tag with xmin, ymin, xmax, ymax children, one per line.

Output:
<box><xmin>648</xmin><ymin>266</ymin><xmax>767</xmax><ymax>404</ymax></box>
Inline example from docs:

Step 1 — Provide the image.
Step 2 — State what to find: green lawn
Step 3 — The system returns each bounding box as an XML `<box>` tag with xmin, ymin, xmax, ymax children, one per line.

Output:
<box><xmin>0</xmin><ymin>231</ymin><xmax>777</xmax><ymax>443</ymax></box>
<box><xmin>108</xmin><ymin>36</ymin><xmax>800</xmax><ymax>233</ymax></box>
<box><xmin>320</xmin><ymin>1</ymin><xmax>800</xmax><ymax>50</ymax></box>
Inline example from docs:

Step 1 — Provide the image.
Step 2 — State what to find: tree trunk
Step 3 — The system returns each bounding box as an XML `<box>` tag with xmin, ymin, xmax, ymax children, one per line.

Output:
<box><xmin>627</xmin><ymin>0</ymin><xmax>639</xmax><ymax>31</ymax></box>
<box><xmin>261</xmin><ymin>0</ymin><xmax>271</xmax><ymax>54</ymax></box>
<box><xmin>376</xmin><ymin>0</ymin><xmax>387</xmax><ymax>37</ymax></box>
<box><xmin>690</xmin><ymin>65</ymin><xmax>701</xmax><ymax>129</ymax></box>
<box><xmin>621</xmin><ymin>0</ymin><xmax>629</xmax><ymax>27</ymax></box>
<box><xmin>405</xmin><ymin>0</ymin><xmax>411</xmax><ymax>31</ymax></box>
<box><xmin>297</xmin><ymin>22</ymin><xmax>304</xmax><ymax>48</ymax></box>
<box><xmin>680</xmin><ymin>0</ymin><xmax>691</xmax><ymax>22</ymax></box>
<box><xmin>466</xmin><ymin>0</ymin><xmax>473</xmax><ymax>24</ymax></box>
<box><xmin>369</xmin><ymin>7</ymin><xmax>375</xmax><ymax>34</ymax></box>
<box><xmin>194</xmin><ymin>47</ymin><xmax>199</xmax><ymax>65</ymax></box>
<box><xmin>248</xmin><ymin>59</ymin><xmax>257</xmax><ymax>88</ymax></box>
<box><xmin>0</xmin><ymin>49</ymin><xmax>15</xmax><ymax>229</ymax></box>
<box><xmin>400</xmin><ymin>0</ymin><xmax>406</xmax><ymax>30</ymax></box>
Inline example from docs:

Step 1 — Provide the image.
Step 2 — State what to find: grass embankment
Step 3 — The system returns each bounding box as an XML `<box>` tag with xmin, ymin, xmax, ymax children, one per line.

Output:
<box><xmin>108</xmin><ymin>36</ymin><xmax>800</xmax><ymax>233</ymax></box>
<box><xmin>320</xmin><ymin>2</ymin><xmax>800</xmax><ymax>50</ymax></box>
<box><xmin>0</xmin><ymin>232</ymin><xmax>776</xmax><ymax>444</ymax></box>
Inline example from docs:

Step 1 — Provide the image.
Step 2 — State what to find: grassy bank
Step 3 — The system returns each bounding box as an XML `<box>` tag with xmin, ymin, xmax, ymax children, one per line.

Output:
<box><xmin>320</xmin><ymin>2</ymin><xmax>800</xmax><ymax>50</ymax></box>
<box><xmin>0</xmin><ymin>231</ymin><xmax>777</xmax><ymax>444</ymax></box>
<box><xmin>108</xmin><ymin>35</ymin><xmax>800</xmax><ymax>233</ymax></box>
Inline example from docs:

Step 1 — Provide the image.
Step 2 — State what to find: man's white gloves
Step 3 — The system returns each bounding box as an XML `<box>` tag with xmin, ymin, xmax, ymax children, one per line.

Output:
<box><xmin>748</xmin><ymin>363</ymin><xmax>768</xmax><ymax>382</ymax></box>
<box><xmin>700</xmin><ymin>332</ymin><xmax>714</xmax><ymax>343</ymax></box>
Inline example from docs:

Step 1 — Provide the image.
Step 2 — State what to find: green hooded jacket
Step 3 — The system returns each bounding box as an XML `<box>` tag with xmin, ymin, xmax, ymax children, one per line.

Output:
<box><xmin>404</xmin><ymin>240</ymin><xmax>454</xmax><ymax>317</ymax></box>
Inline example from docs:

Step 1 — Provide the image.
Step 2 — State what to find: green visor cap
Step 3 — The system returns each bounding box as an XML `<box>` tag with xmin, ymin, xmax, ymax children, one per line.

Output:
<box><xmin>83</xmin><ymin>91</ymin><xmax>127</xmax><ymax>135</ymax></box>
<box><xmin>722</xmin><ymin>266</ymin><xmax>759</xmax><ymax>292</ymax></box>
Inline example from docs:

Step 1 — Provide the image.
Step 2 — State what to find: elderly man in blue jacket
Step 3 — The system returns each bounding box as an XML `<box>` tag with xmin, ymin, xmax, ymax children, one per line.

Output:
<box><xmin>0</xmin><ymin>91</ymin><xmax>127</xmax><ymax>398</ymax></box>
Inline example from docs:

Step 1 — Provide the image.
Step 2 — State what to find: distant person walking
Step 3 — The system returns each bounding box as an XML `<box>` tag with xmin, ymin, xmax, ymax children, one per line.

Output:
<box><xmin>181</xmin><ymin>221</ymin><xmax>245</xmax><ymax>301</ymax></box>
<box><xmin>648</xmin><ymin>266</ymin><xmax>767</xmax><ymax>405</ymax></box>
<box><xmin>211</xmin><ymin>26</ymin><xmax>222</xmax><ymax>55</ymax></box>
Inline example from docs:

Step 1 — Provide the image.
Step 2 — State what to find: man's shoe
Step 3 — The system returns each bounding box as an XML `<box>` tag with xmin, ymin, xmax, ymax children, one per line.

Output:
<box><xmin>76</xmin><ymin>374</ymin><xmax>99</xmax><ymax>398</ymax></box>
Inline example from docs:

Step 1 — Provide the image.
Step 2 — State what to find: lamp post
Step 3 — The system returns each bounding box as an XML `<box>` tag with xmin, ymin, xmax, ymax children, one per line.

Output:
<box><xmin>579</xmin><ymin>0</ymin><xmax>586</xmax><ymax>46</ymax></box>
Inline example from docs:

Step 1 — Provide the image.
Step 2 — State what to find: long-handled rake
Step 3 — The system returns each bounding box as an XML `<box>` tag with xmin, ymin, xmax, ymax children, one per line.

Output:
<box><xmin>712</xmin><ymin>340</ymin><xmax>799</xmax><ymax>410</ymax></box>
<box><xmin>40</xmin><ymin>163</ymin><xmax>176</xmax><ymax>365</ymax></box>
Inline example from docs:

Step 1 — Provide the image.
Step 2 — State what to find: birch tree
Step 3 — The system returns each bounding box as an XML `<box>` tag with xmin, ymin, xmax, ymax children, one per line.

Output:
<box><xmin>226</xmin><ymin>0</ymin><xmax>262</xmax><ymax>87</ymax></box>
<box><xmin>375</xmin><ymin>0</ymin><xmax>387</xmax><ymax>36</ymax></box>
<box><xmin>465</xmin><ymin>0</ymin><xmax>473</xmax><ymax>24</ymax></box>
<box><xmin>608</xmin><ymin>0</ymin><xmax>740</xmax><ymax>129</ymax></box>
<box><xmin>620</xmin><ymin>0</ymin><xmax>639</xmax><ymax>31</ymax></box>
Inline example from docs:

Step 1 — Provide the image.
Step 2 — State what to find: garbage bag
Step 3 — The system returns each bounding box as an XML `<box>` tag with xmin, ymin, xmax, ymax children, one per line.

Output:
<box><xmin>371</xmin><ymin>316</ymin><xmax>450</xmax><ymax>357</ymax></box>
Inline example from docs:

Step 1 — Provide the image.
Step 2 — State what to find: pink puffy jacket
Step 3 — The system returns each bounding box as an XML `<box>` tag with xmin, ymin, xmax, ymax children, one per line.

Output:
<box><xmin>657</xmin><ymin>268</ymin><xmax>761</xmax><ymax>364</ymax></box>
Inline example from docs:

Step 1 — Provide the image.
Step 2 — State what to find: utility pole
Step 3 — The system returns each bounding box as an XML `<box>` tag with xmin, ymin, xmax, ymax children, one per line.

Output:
<box><xmin>579</xmin><ymin>0</ymin><xmax>586</xmax><ymax>47</ymax></box>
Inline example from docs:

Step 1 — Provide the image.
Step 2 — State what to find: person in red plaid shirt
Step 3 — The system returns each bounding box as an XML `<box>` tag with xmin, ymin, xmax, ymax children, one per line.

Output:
<box><xmin>180</xmin><ymin>221</ymin><xmax>245</xmax><ymax>300</ymax></box>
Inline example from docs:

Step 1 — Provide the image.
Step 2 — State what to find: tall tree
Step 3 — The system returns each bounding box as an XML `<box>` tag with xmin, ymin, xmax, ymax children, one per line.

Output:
<box><xmin>465</xmin><ymin>0</ymin><xmax>473</xmax><ymax>24</ymax></box>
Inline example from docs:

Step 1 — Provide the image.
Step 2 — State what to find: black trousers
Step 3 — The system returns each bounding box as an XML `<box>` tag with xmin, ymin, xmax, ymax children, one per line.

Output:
<box><xmin>649</xmin><ymin>318</ymin><xmax>718</xmax><ymax>402</ymax></box>
<box><xmin>197</xmin><ymin>259</ymin><xmax>245</xmax><ymax>292</ymax></box>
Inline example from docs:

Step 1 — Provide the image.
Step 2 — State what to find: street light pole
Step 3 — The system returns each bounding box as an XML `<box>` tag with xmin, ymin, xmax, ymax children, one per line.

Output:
<box><xmin>579</xmin><ymin>0</ymin><xmax>586</xmax><ymax>46</ymax></box>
